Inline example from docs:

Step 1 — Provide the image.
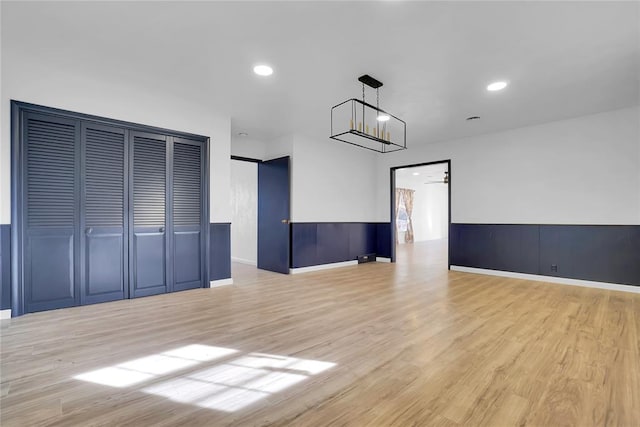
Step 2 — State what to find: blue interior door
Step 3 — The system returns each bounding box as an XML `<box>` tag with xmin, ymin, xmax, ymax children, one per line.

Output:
<box><xmin>172</xmin><ymin>138</ymin><xmax>205</xmax><ymax>291</ymax></box>
<box><xmin>130</xmin><ymin>131</ymin><xmax>168</xmax><ymax>297</ymax></box>
<box><xmin>258</xmin><ymin>156</ymin><xmax>291</xmax><ymax>274</ymax></box>
<box><xmin>23</xmin><ymin>113</ymin><xmax>80</xmax><ymax>313</ymax></box>
<box><xmin>80</xmin><ymin>123</ymin><xmax>128</xmax><ymax>305</ymax></box>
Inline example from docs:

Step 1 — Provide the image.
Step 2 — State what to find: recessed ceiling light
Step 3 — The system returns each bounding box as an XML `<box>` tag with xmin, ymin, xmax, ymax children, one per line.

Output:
<box><xmin>253</xmin><ymin>64</ymin><xmax>273</xmax><ymax>76</ymax></box>
<box><xmin>377</xmin><ymin>114</ymin><xmax>390</xmax><ymax>122</ymax></box>
<box><xmin>487</xmin><ymin>81</ymin><xmax>508</xmax><ymax>91</ymax></box>
<box><xmin>412</xmin><ymin>172</ymin><xmax>420</xmax><ymax>176</ymax></box>
<box><xmin>238</xmin><ymin>132</ymin><xmax>249</xmax><ymax>137</ymax></box>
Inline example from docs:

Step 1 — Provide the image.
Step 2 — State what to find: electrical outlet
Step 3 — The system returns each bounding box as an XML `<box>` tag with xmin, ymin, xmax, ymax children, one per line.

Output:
<box><xmin>551</xmin><ymin>264</ymin><xmax>558</xmax><ymax>272</ymax></box>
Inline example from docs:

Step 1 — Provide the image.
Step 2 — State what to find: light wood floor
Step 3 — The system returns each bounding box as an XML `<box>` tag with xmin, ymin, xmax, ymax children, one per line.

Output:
<box><xmin>2</xmin><ymin>241</ymin><xmax>639</xmax><ymax>426</ymax></box>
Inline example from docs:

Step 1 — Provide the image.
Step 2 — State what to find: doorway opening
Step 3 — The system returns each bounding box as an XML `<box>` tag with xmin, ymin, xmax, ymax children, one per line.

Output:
<box><xmin>230</xmin><ymin>156</ymin><xmax>291</xmax><ymax>284</ymax></box>
<box><xmin>230</xmin><ymin>157</ymin><xmax>260</xmax><ymax>281</ymax></box>
<box><xmin>391</xmin><ymin>160</ymin><xmax>451</xmax><ymax>269</ymax></box>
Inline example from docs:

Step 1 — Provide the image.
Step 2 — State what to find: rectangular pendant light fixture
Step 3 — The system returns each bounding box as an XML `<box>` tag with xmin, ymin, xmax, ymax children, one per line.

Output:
<box><xmin>330</xmin><ymin>75</ymin><xmax>406</xmax><ymax>153</ymax></box>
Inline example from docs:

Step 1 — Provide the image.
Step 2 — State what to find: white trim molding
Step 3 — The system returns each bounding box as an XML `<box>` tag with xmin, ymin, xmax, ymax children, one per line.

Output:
<box><xmin>290</xmin><ymin>260</ymin><xmax>358</xmax><ymax>274</ymax></box>
<box><xmin>450</xmin><ymin>266</ymin><xmax>640</xmax><ymax>294</ymax></box>
<box><xmin>0</xmin><ymin>310</ymin><xmax>11</xmax><ymax>320</ymax></box>
<box><xmin>210</xmin><ymin>278</ymin><xmax>234</xmax><ymax>288</ymax></box>
<box><xmin>376</xmin><ymin>257</ymin><xmax>391</xmax><ymax>263</ymax></box>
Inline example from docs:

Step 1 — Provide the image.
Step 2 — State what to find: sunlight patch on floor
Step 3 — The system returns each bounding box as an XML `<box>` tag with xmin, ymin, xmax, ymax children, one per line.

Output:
<box><xmin>73</xmin><ymin>345</ymin><xmax>238</xmax><ymax>388</ymax></box>
<box><xmin>73</xmin><ymin>345</ymin><xmax>336</xmax><ymax>412</ymax></box>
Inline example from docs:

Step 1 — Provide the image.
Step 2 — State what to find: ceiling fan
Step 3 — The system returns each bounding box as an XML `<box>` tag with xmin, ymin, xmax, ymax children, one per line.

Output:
<box><xmin>424</xmin><ymin>171</ymin><xmax>449</xmax><ymax>185</ymax></box>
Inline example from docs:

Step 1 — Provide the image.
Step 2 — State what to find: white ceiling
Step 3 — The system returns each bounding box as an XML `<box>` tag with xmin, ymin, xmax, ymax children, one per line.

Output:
<box><xmin>396</xmin><ymin>162</ymin><xmax>449</xmax><ymax>189</ymax></box>
<box><xmin>3</xmin><ymin>1</ymin><xmax>639</xmax><ymax>147</ymax></box>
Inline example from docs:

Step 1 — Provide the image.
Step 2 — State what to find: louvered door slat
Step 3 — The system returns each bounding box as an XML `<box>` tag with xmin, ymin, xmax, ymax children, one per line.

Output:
<box><xmin>81</xmin><ymin>124</ymin><xmax>127</xmax><ymax>304</ymax></box>
<box><xmin>24</xmin><ymin>114</ymin><xmax>79</xmax><ymax>313</ymax></box>
<box><xmin>134</xmin><ymin>136</ymin><xmax>166</xmax><ymax>227</ymax></box>
<box><xmin>172</xmin><ymin>140</ymin><xmax>203</xmax><ymax>291</ymax></box>
<box><xmin>27</xmin><ymin>119</ymin><xmax>76</xmax><ymax>228</ymax></box>
<box><xmin>131</xmin><ymin>133</ymin><xmax>167</xmax><ymax>297</ymax></box>
<box><xmin>86</xmin><ymin>128</ymin><xmax>125</xmax><ymax>227</ymax></box>
<box><xmin>173</xmin><ymin>142</ymin><xmax>201</xmax><ymax>226</ymax></box>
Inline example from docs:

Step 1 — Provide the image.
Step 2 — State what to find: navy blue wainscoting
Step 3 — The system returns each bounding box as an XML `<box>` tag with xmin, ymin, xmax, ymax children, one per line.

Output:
<box><xmin>291</xmin><ymin>222</ymin><xmax>390</xmax><ymax>268</ymax></box>
<box><xmin>209</xmin><ymin>223</ymin><xmax>231</xmax><ymax>281</ymax></box>
<box><xmin>539</xmin><ymin>225</ymin><xmax>640</xmax><ymax>285</ymax></box>
<box><xmin>450</xmin><ymin>223</ymin><xmax>640</xmax><ymax>287</ymax></box>
<box><xmin>376</xmin><ymin>223</ymin><xmax>392</xmax><ymax>259</ymax></box>
<box><xmin>0</xmin><ymin>225</ymin><xmax>10</xmax><ymax>310</ymax></box>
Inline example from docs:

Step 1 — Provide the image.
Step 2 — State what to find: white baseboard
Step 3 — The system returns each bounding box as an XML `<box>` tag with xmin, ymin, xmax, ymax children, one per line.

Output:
<box><xmin>290</xmin><ymin>260</ymin><xmax>358</xmax><ymax>274</ymax></box>
<box><xmin>231</xmin><ymin>257</ymin><xmax>257</xmax><ymax>266</ymax></box>
<box><xmin>376</xmin><ymin>257</ymin><xmax>391</xmax><ymax>263</ymax></box>
<box><xmin>450</xmin><ymin>266</ymin><xmax>640</xmax><ymax>294</ymax></box>
<box><xmin>0</xmin><ymin>309</ymin><xmax>11</xmax><ymax>320</ymax></box>
<box><xmin>210</xmin><ymin>278</ymin><xmax>234</xmax><ymax>288</ymax></box>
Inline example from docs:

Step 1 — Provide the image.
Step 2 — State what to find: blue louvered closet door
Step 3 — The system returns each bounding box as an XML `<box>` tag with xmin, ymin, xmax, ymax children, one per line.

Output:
<box><xmin>172</xmin><ymin>138</ymin><xmax>205</xmax><ymax>291</ymax></box>
<box><xmin>23</xmin><ymin>113</ymin><xmax>81</xmax><ymax>313</ymax></box>
<box><xmin>80</xmin><ymin>123</ymin><xmax>128</xmax><ymax>304</ymax></box>
<box><xmin>130</xmin><ymin>131</ymin><xmax>169</xmax><ymax>298</ymax></box>
<box><xmin>15</xmin><ymin>102</ymin><xmax>208</xmax><ymax>316</ymax></box>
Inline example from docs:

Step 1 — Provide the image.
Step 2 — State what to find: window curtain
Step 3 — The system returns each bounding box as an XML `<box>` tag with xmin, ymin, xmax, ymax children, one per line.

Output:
<box><xmin>402</xmin><ymin>189</ymin><xmax>415</xmax><ymax>243</ymax></box>
<box><xmin>395</xmin><ymin>188</ymin><xmax>415</xmax><ymax>244</ymax></box>
<box><xmin>395</xmin><ymin>188</ymin><xmax>403</xmax><ymax>244</ymax></box>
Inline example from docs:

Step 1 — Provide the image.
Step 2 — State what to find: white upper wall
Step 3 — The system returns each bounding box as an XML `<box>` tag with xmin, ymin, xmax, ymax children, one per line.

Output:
<box><xmin>412</xmin><ymin>184</ymin><xmax>449</xmax><ymax>241</ymax></box>
<box><xmin>230</xmin><ymin>136</ymin><xmax>267</xmax><ymax>161</ymax></box>
<box><xmin>230</xmin><ymin>160</ymin><xmax>257</xmax><ymax>264</ymax></box>
<box><xmin>291</xmin><ymin>134</ymin><xmax>378</xmax><ymax>223</ymax></box>
<box><xmin>377</xmin><ymin>107</ymin><xmax>640</xmax><ymax>225</ymax></box>
<box><xmin>230</xmin><ymin>133</ymin><xmax>379</xmax><ymax>223</ymax></box>
<box><xmin>231</xmin><ymin>134</ymin><xmax>294</xmax><ymax>160</ymax></box>
<box><xmin>1</xmin><ymin>30</ymin><xmax>232</xmax><ymax>223</ymax></box>
<box><xmin>265</xmin><ymin>135</ymin><xmax>294</xmax><ymax>161</ymax></box>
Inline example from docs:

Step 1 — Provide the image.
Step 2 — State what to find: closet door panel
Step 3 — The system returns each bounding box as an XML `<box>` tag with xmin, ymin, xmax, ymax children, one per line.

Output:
<box><xmin>172</xmin><ymin>139</ymin><xmax>204</xmax><ymax>291</ymax></box>
<box><xmin>81</xmin><ymin>124</ymin><xmax>127</xmax><ymax>304</ymax></box>
<box><xmin>26</xmin><ymin>232</ymin><xmax>74</xmax><ymax>304</ymax></box>
<box><xmin>174</xmin><ymin>229</ymin><xmax>201</xmax><ymax>285</ymax></box>
<box><xmin>131</xmin><ymin>132</ymin><xmax>168</xmax><ymax>297</ymax></box>
<box><xmin>134</xmin><ymin>232</ymin><xmax>166</xmax><ymax>288</ymax></box>
<box><xmin>86</xmin><ymin>234</ymin><xmax>124</xmax><ymax>295</ymax></box>
<box><xmin>23</xmin><ymin>113</ymin><xmax>79</xmax><ymax>313</ymax></box>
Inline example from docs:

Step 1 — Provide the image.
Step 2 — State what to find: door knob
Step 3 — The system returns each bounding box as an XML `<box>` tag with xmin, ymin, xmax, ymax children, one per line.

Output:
<box><xmin>159</xmin><ymin>227</ymin><xmax>165</xmax><ymax>233</ymax></box>
<box><xmin>281</xmin><ymin>219</ymin><xmax>289</xmax><ymax>224</ymax></box>
<box><xmin>86</xmin><ymin>227</ymin><xmax>93</xmax><ymax>235</ymax></box>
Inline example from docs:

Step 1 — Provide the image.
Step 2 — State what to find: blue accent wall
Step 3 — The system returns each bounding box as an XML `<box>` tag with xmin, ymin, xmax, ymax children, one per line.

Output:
<box><xmin>0</xmin><ymin>225</ymin><xmax>10</xmax><ymax>310</ymax></box>
<box><xmin>291</xmin><ymin>222</ymin><xmax>390</xmax><ymax>268</ymax></box>
<box><xmin>376</xmin><ymin>223</ymin><xmax>392</xmax><ymax>258</ymax></box>
<box><xmin>451</xmin><ymin>223</ymin><xmax>640</xmax><ymax>287</ymax></box>
<box><xmin>209</xmin><ymin>223</ymin><xmax>231</xmax><ymax>281</ymax></box>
